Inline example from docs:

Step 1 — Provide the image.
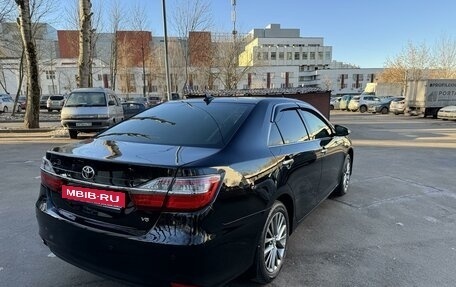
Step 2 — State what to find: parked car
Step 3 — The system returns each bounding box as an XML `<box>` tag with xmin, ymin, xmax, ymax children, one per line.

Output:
<box><xmin>37</xmin><ymin>97</ymin><xmax>353</xmax><ymax>287</ymax></box>
<box><xmin>46</xmin><ymin>95</ymin><xmax>65</xmax><ymax>112</ymax></box>
<box><xmin>339</xmin><ymin>94</ymin><xmax>354</xmax><ymax>111</ymax></box>
<box><xmin>40</xmin><ymin>95</ymin><xmax>50</xmax><ymax>109</ymax></box>
<box><xmin>0</xmin><ymin>94</ymin><xmax>21</xmax><ymax>113</ymax></box>
<box><xmin>17</xmin><ymin>95</ymin><xmax>27</xmax><ymax>110</ymax></box>
<box><xmin>132</xmin><ymin>96</ymin><xmax>150</xmax><ymax>108</ymax></box>
<box><xmin>0</xmin><ymin>96</ymin><xmax>13</xmax><ymax>113</ymax></box>
<box><xmin>348</xmin><ymin>93</ymin><xmax>381</xmax><ymax>113</ymax></box>
<box><xmin>390</xmin><ymin>97</ymin><xmax>406</xmax><ymax>115</ymax></box>
<box><xmin>121</xmin><ymin>101</ymin><xmax>147</xmax><ymax>118</ymax></box>
<box><xmin>147</xmin><ymin>95</ymin><xmax>163</xmax><ymax>106</ymax></box>
<box><xmin>437</xmin><ymin>106</ymin><xmax>456</xmax><ymax>120</ymax></box>
<box><xmin>60</xmin><ymin>87</ymin><xmax>124</xmax><ymax>139</ymax></box>
<box><xmin>368</xmin><ymin>97</ymin><xmax>404</xmax><ymax>114</ymax></box>
<box><xmin>330</xmin><ymin>96</ymin><xmax>342</xmax><ymax>110</ymax></box>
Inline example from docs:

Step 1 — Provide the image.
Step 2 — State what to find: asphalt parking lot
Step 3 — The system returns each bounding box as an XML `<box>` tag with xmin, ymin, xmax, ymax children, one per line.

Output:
<box><xmin>0</xmin><ymin>111</ymin><xmax>455</xmax><ymax>287</ymax></box>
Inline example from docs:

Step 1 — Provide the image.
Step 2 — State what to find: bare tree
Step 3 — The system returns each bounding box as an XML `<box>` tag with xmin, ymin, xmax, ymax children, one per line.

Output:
<box><xmin>379</xmin><ymin>41</ymin><xmax>432</xmax><ymax>84</ymax></box>
<box><xmin>14</xmin><ymin>0</ymin><xmax>40</xmax><ymax>128</ymax></box>
<box><xmin>78</xmin><ymin>0</ymin><xmax>92</xmax><ymax>88</ymax></box>
<box><xmin>108</xmin><ymin>0</ymin><xmax>124</xmax><ymax>91</ymax></box>
<box><xmin>130</xmin><ymin>3</ymin><xmax>151</xmax><ymax>97</ymax></box>
<box><xmin>0</xmin><ymin>0</ymin><xmax>14</xmax><ymax>23</ymax></box>
<box><xmin>432</xmin><ymin>35</ymin><xmax>456</xmax><ymax>79</ymax></box>
<box><xmin>213</xmin><ymin>34</ymin><xmax>252</xmax><ymax>90</ymax></box>
<box><xmin>171</xmin><ymin>0</ymin><xmax>212</xmax><ymax>92</ymax></box>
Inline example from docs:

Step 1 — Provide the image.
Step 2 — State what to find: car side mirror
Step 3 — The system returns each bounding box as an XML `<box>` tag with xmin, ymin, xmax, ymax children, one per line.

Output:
<box><xmin>108</xmin><ymin>100</ymin><xmax>115</xmax><ymax>106</ymax></box>
<box><xmin>334</xmin><ymin>125</ymin><xmax>350</xmax><ymax>136</ymax></box>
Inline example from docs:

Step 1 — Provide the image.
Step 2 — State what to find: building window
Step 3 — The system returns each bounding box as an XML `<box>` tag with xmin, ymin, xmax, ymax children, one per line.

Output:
<box><xmin>325</xmin><ymin>51</ymin><xmax>331</xmax><ymax>60</ymax></box>
<box><xmin>279</xmin><ymin>52</ymin><xmax>284</xmax><ymax>60</ymax></box>
<box><xmin>309</xmin><ymin>52</ymin><xmax>315</xmax><ymax>60</ymax></box>
<box><xmin>318</xmin><ymin>52</ymin><xmax>323</xmax><ymax>60</ymax></box>
<box><xmin>294</xmin><ymin>52</ymin><xmax>300</xmax><ymax>60</ymax></box>
<box><xmin>263</xmin><ymin>52</ymin><xmax>269</xmax><ymax>60</ymax></box>
<box><xmin>299</xmin><ymin>65</ymin><xmax>305</xmax><ymax>72</ymax></box>
<box><xmin>302</xmin><ymin>52</ymin><xmax>308</xmax><ymax>60</ymax></box>
<box><xmin>256</xmin><ymin>52</ymin><xmax>261</xmax><ymax>60</ymax></box>
<box><xmin>97</xmin><ymin>74</ymin><xmax>102</xmax><ymax>81</ymax></box>
<box><xmin>271</xmin><ymin>52</ymin><xmax>276</xmax><ymax>60</ymax></box>
<box><xmin>287</xmin><ymin>52</ymin><xmax>292</xmax><ymax>60</ymax></box>
<box><xmin>46</xmin><ymin>70</ymin><xmax>55</xmax><ymax>80</ymax></box>
<box><xmin>299</xmin><ymin>76</ymin><xmax>305</xmax><ymax>82</ymax></box>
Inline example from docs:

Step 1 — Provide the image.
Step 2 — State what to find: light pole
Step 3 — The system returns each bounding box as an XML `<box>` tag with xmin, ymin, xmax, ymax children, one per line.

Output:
<box><xmin>162</xmin><ymin>0</ymin><xmax>171</xmax><ymax>101</ymax></box>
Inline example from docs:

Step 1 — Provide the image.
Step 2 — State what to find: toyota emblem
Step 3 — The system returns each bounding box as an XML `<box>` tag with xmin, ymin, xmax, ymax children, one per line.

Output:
<box><xmin>81</xmin><ymin>166</ymin><xmax>95</xmax><ymax>180</ymax></box>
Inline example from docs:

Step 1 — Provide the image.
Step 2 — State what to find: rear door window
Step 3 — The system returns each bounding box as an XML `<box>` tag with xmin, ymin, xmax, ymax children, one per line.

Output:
<box><xmin>274</xmin><ymin>109</ymin><xmax>309</xmax><ymax>144</ymax></box>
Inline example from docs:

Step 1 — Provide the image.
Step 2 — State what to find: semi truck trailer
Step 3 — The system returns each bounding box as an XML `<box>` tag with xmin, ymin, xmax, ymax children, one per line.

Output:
<box><xmin>405</xmin><ymin>79</ymin><xmax>456</xmax><ymax>118</ymax></box>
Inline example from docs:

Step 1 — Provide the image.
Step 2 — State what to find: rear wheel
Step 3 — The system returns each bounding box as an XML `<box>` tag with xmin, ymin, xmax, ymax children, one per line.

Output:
<box><xmin>381</xmin><ymin>107</ymin><xmax>388</xmax><ymax>114</ymax></box>
<box><xmin>253</xmin><ymin>201</ymin><xmax>289</xmax><ymax>284</ymax></box>
<box><xmin>332</xmin><ymin>154</ymin><xmax>351</xmax><ymax>197</ymax></box>
<box><xmin>68</xmin><ymin>130</ymin><xmax>78</xmax><ymax>139</ymax></box>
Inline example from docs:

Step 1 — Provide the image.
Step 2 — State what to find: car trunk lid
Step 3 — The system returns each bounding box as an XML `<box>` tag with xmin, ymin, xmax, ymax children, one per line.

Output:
<box><xmin>41</xmin><ymin>139</ymin><xmax>220</xmax><ymax>235</ymax></box>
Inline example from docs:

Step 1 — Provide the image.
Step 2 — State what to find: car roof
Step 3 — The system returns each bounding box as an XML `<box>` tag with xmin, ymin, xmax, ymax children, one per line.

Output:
<box><xmin>71</xmin><ymin>87</ymin><xmax>114</xmax><ymax>93</ymax></box>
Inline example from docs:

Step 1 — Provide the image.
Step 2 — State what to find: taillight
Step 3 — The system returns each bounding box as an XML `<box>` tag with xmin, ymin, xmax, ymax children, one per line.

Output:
<box><xmin>130</xmin><ymin>175</ymin><xmax>221</xmax><ymax>211</ymax></box>
<box><xmin>40</xmin><ymin>157</ymin><xmax>63</xmax><ymax>191</ymax></box>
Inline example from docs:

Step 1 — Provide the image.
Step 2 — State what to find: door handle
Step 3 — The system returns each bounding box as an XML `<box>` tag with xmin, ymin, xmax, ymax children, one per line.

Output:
<box><xmin>282</xmin><ymin>158</ymin><xmax>294</xmax><ymax>169</ymax></box>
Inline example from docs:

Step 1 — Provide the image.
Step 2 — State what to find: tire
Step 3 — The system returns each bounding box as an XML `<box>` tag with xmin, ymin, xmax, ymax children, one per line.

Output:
<box><xmin>330</xmin><ymin>105</ymin><xmax>334</xmax><ymax>110</ymax></box>
<box><xmin>381</xmin><ymin>107</ymin><xmax>388</xmax><ymax>114</ymax></box>
<box><xmin>69</xmin><ymin>130</ymin><xmax>78</xmax><ymax>139</ymax></box>
<box><xmin>359</xmin><ymin>105</ymin><xmax>367</xmax><ymax>113</ymax></box>
<box><xmin>332</xmin><ymin>154</ymin><xmax>352</xmax><ymax>197</ymax></box>
<box><xmin>48</xmin><ymin>109</ymin><xmax>52</xmax><ymax>112</ymax></box>
<box><xmin>253</xmin><ymin>201</ymin><xmax>289</xmax><ymax>284</ymax></box>
<box><xmin>3</xmin><ymin>106</ymin><xmax>8</xmax><ymax>113</ymax></box>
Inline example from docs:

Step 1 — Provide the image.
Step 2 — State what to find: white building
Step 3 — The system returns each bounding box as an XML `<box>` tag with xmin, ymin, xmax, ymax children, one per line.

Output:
<box><xmin>237</xmin><ymin>24</ymin><xmax>383</xmax><ymax>94</ymax></box>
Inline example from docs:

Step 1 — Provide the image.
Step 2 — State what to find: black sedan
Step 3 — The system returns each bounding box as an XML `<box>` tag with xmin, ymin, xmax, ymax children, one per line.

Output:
<box><xmin>37</xmin><ymin>97</ymin><xmax>353</xmax><ymax>287</ymax></box>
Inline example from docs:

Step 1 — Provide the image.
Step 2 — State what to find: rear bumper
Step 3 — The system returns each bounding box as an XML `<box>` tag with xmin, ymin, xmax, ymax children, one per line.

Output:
<box><xmin>36</xmin><ymin>187</ymin><xmax>263</xmax><ymax>286</ymax></box>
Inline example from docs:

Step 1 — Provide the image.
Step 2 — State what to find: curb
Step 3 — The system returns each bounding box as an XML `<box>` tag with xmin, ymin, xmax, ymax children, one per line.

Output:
<box><xmin>0</xmin><ymin>128</ymin><xmax>57</xmax><ymax>134</ymax></box>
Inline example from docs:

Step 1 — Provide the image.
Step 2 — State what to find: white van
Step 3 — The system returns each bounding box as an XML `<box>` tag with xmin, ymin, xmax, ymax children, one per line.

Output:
<box><xmin>61</xmin><ymin>88</ymin><xmax>124</xmax><ymax>139</ymax></box>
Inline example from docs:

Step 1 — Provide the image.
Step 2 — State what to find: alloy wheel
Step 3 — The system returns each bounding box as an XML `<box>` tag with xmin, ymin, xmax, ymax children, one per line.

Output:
<box><xmin>264</xmin><ymin>211</ymin><xmax>287</xmax><ymax>273</ymax></box>
<box><xmin>342</xmin><ymin>157</ymin><xmax>351</xmax><ymax>193</ymax></box>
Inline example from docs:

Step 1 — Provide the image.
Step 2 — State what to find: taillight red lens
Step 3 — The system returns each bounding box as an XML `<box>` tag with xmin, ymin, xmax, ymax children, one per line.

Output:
<box><xmin>165</xmin><ymin>176</ymin><xmax>221</xmax><ymax>211</ymax></box>
<box><xmin>131</xmin><ymin>175</ymin><xmax>221</xmax><ymax>211</ymax></box>
<box><xmin>130</xmin><ymin>193</ymin><xmax>166</xmax><ymax>209</ymax></box>
<box><xmin>41</xmin><ymin>170</ymin><xmax>63</xmax><ymax>191</ymax></box>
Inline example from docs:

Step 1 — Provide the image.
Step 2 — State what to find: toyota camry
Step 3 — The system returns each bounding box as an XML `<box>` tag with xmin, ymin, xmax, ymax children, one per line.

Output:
<box><xmin>36</xmin><ymin>97</ymin><xmax>353</xmax><ymax>286</ymax></box>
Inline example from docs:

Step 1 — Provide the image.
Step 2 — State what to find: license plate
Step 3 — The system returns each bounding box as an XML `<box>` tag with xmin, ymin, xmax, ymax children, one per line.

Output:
<box><xmin>76</xmin><ymin>122</ymin><xmax>92</xmax><ymax>127</ymax></box>
<box><xmin>62</xmin><ymin>185</ymin><xmax>126</xmax><ymax>208</ymax></box>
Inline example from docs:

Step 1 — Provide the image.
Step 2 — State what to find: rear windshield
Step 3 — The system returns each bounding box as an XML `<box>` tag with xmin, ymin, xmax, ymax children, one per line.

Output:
<box><xmin>65</xmin><ymin>92</ymin><xmax>106</xmax><ymax>107</ymax></box>
<box><xmin>49</xmin><ymin>95</ymin><xmax>63</xmax><ymax>100</ymax></box>
<box><xmin>97</xmin><ymin>101</ymin><xmax>254</xmax><ymax>147</ymax></box>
